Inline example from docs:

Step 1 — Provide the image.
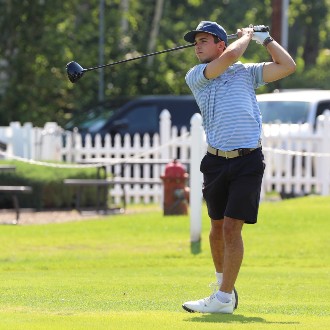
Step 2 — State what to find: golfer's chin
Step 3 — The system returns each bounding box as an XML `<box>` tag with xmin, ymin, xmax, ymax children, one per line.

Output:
<box><xmin>197</xmin><ymin>56</ymin><xmax>211</xmax><ymax>64</ymax></box>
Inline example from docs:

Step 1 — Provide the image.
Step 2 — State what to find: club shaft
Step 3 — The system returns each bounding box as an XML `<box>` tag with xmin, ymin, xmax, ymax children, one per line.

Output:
<box><xmin>83</xmin><ymin>44</ymin><xmax>194</xmax><ymax>72</ymax></box>
<box><xmin>83</xmin><ymin>33</ymin><xmax>238</xmax><ymax>72</ymax></box>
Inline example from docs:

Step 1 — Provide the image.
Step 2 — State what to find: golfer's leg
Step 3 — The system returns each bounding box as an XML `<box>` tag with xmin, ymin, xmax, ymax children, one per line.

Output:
<box><xmin>209</xmin><ymin>219</ymin><xmax>224</xmax><ymax>273</ymax></box>
<box><xmin>220</xmin><ymin>216</ymin><xmax>244</xmax><ymax>293</ymax></box>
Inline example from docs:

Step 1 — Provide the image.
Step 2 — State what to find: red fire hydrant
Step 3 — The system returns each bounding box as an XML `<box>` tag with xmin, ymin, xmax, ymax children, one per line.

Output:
<box><xmin>161</xmin><ymin>159</ymin><xmax>189</xmax><ymax>215</ymax></box>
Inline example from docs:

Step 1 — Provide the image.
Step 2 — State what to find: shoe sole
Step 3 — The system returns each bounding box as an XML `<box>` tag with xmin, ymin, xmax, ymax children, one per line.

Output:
<box><xmin>233</xmin><ymin>287</ymin><xmax>238</xmax><ymax>310</ymax></box>
<box><xmin>182</xmin><ymin>304</ymin><xmax>195</xmax><ymax>313</ymax></box>
<box><xmin>182</xmin><ymin>304</ymin><xmax>234</xmax><ymax>314</ymax></box>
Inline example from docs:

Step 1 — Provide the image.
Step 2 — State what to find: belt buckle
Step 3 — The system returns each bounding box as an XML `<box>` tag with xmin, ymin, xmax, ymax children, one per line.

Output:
<box><xmin>239</xmin><ymin>148</ymin><xmax>254</xmax><ymax>157</ymax></box>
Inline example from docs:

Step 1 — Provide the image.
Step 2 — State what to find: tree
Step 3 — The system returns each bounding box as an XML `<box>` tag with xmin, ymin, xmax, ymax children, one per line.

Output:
<box><xmin>0</xmin><ymin>0</ymin><xmax>329</xmax><ymax>127</ymax></box>
<box><xmin>289</xmin><ymin>0</ymin><xmax>328</xmax><ymax>67</ymax></box>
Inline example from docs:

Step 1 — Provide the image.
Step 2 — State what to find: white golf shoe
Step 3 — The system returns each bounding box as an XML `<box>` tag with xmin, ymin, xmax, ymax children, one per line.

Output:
<box><xmin>182</xmin><ymin>293</ymin><xmax>233</xmax><ymax>314</ymax></box>
<box><xmin>209</xmin><ymin>282</ymin><xmax>238</xmax><ymax>310</ymax></box>
<box><xmin>182</xmin><ymin>282</ymin><xmax>238</xmax><ymax>313</ymax></box>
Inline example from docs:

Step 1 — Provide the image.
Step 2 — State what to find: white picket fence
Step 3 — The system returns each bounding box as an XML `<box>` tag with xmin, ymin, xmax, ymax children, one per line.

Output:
<box><xmin>2</xmin><ymin>110</ymin><xmax>330</xmax><ymax>205</ymax></box>
<box><xmin>0</xmin><ymin>121</ymin><xmax>63</xmax><ymax>161</ymax></box>
<box><xmin>262</xmin><ymin>112</ymin><xmax>330</xmax><ymax>197</ymax></box>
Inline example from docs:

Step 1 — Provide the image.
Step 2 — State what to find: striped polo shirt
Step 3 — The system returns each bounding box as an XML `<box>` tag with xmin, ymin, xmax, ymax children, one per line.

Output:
<box><xmin>185</xmin><ymin>61</ymin><xmax>266</xmax><ymax>151</ymax></box>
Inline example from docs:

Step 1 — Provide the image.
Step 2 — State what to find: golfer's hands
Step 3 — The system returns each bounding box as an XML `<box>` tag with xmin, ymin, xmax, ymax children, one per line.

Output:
<box><xmin>237</xmin><ymin>27</ymin><xmax>254</xmax><ymax>40</ymax></box>
<box><xmin>252</xmin><ymin>25</ymin><xmax>270</xmax><ymax>45</ymax></box>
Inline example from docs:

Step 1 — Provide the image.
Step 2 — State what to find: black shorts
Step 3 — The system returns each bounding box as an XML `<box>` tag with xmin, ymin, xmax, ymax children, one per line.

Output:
<box><xmin>200</xmin><ymin>148</ymin><xmax>265</xmax><ymax>224</ymax></box>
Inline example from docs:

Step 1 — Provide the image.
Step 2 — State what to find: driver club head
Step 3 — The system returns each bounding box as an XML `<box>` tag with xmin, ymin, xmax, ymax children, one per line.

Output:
<box><xmin>66</xmin><ymin>61</ymin><xmax>85</xmax><ymax>83</ymax></box>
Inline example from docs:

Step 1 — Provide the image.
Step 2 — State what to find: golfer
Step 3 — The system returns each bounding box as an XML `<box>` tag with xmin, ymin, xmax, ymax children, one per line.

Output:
<box><xmin>182</xmin><ymin>21</ymin><xmax>296</xmax><ymax>314</ymax></box>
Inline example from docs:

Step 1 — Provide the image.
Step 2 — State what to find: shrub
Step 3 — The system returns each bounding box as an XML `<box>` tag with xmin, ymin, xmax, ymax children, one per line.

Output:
<box><xmin>0</xmin><ymin>160</ymin><xmax>101</xmax><ymax>210</ymax></box>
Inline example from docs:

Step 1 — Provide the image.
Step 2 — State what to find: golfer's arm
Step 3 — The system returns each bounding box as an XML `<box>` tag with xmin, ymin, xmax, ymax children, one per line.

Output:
<box><xmin>204</xmin><ymin>34</ymin><xmax>252</xmax><ymax>79</ymax></box>
<box><xmin>262</xmin><ymin>41</ymin><xmax>296</xmax><ymax>82</ymax></box>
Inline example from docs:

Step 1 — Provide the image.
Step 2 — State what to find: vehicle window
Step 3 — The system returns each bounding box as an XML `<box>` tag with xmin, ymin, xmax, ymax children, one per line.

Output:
<box><xmin>259</xmin><ymin>101</ymin><xmax>310</xmax><ymax>124</ymax></box>
<box><xmin>168</xmin><ymin>103</ymin><xmax>200</xmax><ymax>127</ymax></box>
<box><xmin>123</xmin><ymin>105</ymin><xmax>159</xmax><ymax>134</ymax></box>
<box><xmin>315</xmin><ymin>101</ymin><xmax>330</xmax><ymax>117</ymax></box>
<box><xmin>88</xmin><ymin>115</ymin><xmax>109</xmax><ymax>132</ymax></box>
<box><xmin>65</xmin><ymin>109</ymin><xmax>115</xmax><ymax>132</ymax></box>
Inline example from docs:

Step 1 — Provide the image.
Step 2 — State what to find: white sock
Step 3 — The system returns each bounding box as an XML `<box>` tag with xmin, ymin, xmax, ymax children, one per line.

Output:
<box><xmin>216</xmin><ymin>290</ymin><xmax>232</xmax><ymax>304</ymax></box>
<box><xmin>215</xmin><ymin>272</ymin><xmax>223</xmax><ymax>284</ymax></box>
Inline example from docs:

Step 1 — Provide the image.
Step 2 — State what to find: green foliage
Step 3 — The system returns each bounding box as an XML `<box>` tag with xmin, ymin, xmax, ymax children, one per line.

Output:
<box><xmin>0</xmin><ymin>196</ymin><xmax>329</xmax><ymax>329</ymax></box>
<box><xmin>277</xmin><ymin>48</ymin><xmax>330</xmax><ymax>90</ymax></box>
<box><xmin>0</xmin><ymin>0</ymin><xmax>329</xmax><ymax>126</ymax></box>
<box><xmin>0</xmin><ymin>160</ymin><xmax>98</xmax><ymax>209</ymax></box>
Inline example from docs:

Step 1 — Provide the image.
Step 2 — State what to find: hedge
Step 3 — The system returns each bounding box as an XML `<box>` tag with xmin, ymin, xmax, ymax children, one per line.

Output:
<box><xmin>0</xmin><ymin>160</ymin><xmax>103</xmax><ymax>210</ymax></box>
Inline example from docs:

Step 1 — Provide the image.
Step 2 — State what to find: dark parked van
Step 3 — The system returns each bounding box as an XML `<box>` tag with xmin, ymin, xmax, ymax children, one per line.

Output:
<box><xmin>65</xmin><ymin>95</ymin><xmax>200</xmax><ymax>140</ymax></box>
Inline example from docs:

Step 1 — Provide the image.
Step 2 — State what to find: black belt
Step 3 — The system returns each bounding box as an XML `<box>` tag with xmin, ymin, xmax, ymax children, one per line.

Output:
<box><xmin>207</xmin><ymin>143</ymin><xmax>261</xmax><ymax>159</ymax></box>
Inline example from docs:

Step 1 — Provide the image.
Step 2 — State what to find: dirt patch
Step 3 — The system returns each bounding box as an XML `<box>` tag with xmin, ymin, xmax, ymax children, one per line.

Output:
<box><xmin>0</xmin><ymin>206</ymin><xmax>162</xmax><ymax>225</ymax></box>
<box><xmin>0</xmin><ymin>209</ymin><xmax>109</xmax><ymax>225</ymax></box>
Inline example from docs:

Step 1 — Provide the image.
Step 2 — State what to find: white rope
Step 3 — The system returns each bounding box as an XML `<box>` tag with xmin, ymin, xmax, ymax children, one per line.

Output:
<box><xmin>3</xmin><ymin>135</ymin><xmax>330</xmax><ymax>169</ymax></box>
<box><xmin>108</xmin><ymin>131</ymin><xmax>190</xmax><ymax>164</ymax></box>
<box><xmin>0</xmin><ymin>150</ymin><xmax>102</xmax><ymax>168</ymax></box>
<box><xmin>263</xmin><ymin>147</ymin><xmax>330</xmax><ymax>158</ymax></box>
<box><xmin>0</xmin><ymin>132</ymin><xmax>190</xmax><ymax>169</ymax></box>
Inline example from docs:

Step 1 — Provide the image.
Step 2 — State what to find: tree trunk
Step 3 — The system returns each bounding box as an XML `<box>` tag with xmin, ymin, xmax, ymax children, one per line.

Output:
<box><xmin>120</xmin><ymin>0</ymin><xmax>130</xmax><ymax>50</ymax></box>
<box><xmin>271</xmin><ymin>0</ymin><xmax>282</xmax><ymax>44</ymax></box>
<box><xmin>302</xmin><ymin>1</ymin><xmax>326</xmax><ymax>67</ymax></box>
<box><xmin>147</xmin><ymin>0</ymin><xmax>164</xmax><ymax>66</ymax></box>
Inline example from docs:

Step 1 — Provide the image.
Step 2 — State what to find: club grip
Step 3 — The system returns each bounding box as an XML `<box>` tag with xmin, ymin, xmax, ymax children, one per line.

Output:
<box><xmin>252</xmin><ymin>25</ymin><xmax>270</xmax><ymax>32</ymax></box>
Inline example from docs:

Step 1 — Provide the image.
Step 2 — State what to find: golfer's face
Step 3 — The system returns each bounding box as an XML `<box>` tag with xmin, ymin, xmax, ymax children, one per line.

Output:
<box><xmin>194</xmin><ymin>33</ymin><xmax>222</xmax><ymax>63</ymax></box>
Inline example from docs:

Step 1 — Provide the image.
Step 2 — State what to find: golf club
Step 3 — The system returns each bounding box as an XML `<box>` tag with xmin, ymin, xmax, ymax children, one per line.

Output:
<box><xmin>66</xmin><ymin>26</ymin><xmax>269</xmax><ymax>83</ymax></box>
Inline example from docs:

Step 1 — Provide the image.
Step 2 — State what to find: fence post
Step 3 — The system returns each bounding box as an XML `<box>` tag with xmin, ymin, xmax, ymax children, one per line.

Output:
<box><xmin>38</xmin><ymin>122</ymin><xmax>62</xmax><ymax>161</ymax></box>
<box><xmin>21</xmin><ymin>122</ymin><xmax>33</xmax><ymax>159</ymax></box>
<box><xmin>10</xmin><ymin>122</ymin><xmax>24</xmax><ymax>157</ymax></box>
<box><xmin>317</xmin><ymin>111</ymin><xmax>330</xmax><ymax>195</ymax></box>
<box><xmin>160</xmin><ymin>110</ymin><xmax>171</xmax><ymax>160</ymax></box>
<box><xmin>189</xmin><ymin>113</ymin><xmax>204</xmax><ymax>252</ymax></box>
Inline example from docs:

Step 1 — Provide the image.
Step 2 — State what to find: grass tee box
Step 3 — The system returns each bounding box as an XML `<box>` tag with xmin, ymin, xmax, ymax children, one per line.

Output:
<box><xmin>0</xmin><ymin>196</ymin><xmax>329</xmax><ymax>329</ymax></box>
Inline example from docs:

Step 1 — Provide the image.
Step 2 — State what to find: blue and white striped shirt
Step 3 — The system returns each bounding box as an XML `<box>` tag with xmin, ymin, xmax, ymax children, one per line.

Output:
<box><xmin>185</xmin><ymin>61</ymin><xmax>265</xmax><ymax>151</ymax></box>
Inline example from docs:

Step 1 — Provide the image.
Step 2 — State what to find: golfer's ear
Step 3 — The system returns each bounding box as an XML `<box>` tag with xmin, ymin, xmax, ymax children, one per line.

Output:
<box><xmin>218</xmin><ymin>40</ymin><xmax>226</xmax><ymax>51</ymax></box>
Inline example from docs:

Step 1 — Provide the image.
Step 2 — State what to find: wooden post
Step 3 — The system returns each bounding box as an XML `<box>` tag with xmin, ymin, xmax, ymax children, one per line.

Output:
<box><xmin>271</xmin><ymin>0</ymin><xmax>282</xmax><ymax>44</ymax></box>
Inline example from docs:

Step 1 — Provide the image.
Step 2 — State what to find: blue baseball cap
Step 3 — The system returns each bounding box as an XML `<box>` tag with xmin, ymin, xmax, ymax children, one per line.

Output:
<box><xmin>184</xmin><ymin>21</ymin><xmax>228</xmax><ymax>46</ymax></box>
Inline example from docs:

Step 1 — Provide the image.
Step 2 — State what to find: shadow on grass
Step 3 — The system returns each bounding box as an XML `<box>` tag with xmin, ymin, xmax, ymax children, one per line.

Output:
<box><xmin>184</xmin><ymin>314</ymin><xmax>300</xmax><ymax>325</ymax></box>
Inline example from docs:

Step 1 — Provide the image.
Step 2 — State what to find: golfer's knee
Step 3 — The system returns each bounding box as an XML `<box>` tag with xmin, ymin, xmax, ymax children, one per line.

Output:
<box><xmin>210</xmin><ymin>219</ymin><xmax>223</xmax><ymax>240</ymax></box>
<box><xmin>223</xmin><ymin>217</ymin><xmax>243</xmax><ymax>241</ymax></box>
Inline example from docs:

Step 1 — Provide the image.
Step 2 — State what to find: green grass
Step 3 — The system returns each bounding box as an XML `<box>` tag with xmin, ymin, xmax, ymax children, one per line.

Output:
<box><xmin>0</xmin><ymin>196</ymin><xmax>329</xmax><ymax>329</ymax></box>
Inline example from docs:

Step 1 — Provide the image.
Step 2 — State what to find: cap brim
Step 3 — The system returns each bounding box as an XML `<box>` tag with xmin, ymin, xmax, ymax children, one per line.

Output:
<box><xmin>184</xmin><ymin>30</ymin><xmax>199</xmax><ymax>43</ymax></box>
<box><xmin>184</xmin><ymin>30</ymin><xmax>221</xmax><ymax>43</ymax></box>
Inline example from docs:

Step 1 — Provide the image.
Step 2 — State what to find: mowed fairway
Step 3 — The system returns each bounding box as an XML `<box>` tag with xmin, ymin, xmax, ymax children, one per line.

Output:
<box><xmin>0</xmin><ymin>196</ymin><xmax>329</xmax><ymax>330</ymax></box>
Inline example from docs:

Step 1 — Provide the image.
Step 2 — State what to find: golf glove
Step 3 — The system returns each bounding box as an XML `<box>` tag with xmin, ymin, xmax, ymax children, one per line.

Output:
<box><xmin>252</xmin><ymin>25</ymin><xmax>270</xmax><ymax>45</ymax></box>
<box><xmin>253</xmin><ymin>24</ymin><xmax>269</xmax><ymax>32</ymax></box>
